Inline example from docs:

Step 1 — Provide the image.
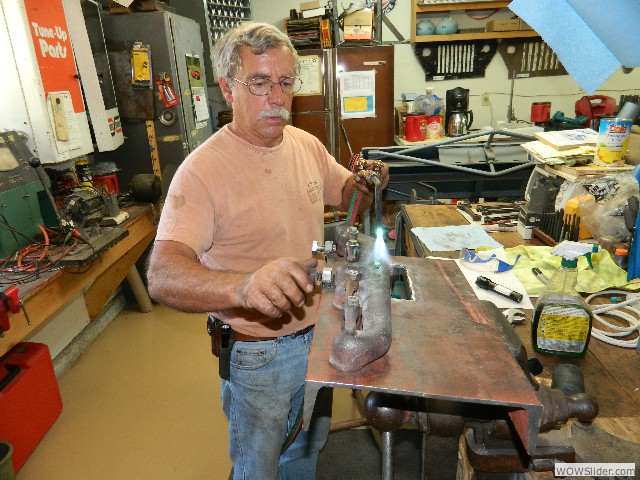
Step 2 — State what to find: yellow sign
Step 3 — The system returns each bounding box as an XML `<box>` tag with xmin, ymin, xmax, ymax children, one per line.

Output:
<box><xmin>343</xmin><ymin>96</ymin><xmax>369</xmax><ymax>113</ymax></box>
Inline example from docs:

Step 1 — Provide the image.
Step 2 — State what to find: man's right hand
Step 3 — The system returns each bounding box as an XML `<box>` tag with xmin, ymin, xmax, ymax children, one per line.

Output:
<box><xmin>235</xmin><ymin>257</ymin><xmax>318</xmax><ymax>318</ymax></box>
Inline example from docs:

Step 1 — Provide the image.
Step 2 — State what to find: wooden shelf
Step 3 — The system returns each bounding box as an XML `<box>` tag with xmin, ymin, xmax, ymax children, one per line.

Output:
<box><xmin>415</xmin><ymin>1</ymin><xmax>510</xmax><ymax>13</ymax></box>
<box><xmin>411</xmin><ymin>1</ymin><xmax>539</xmax><ymax>43</ymax></box>
<box><xmin>413</xmin><ymin>29</ymin><xmax>539</xmax><ymax>42</ymax></box>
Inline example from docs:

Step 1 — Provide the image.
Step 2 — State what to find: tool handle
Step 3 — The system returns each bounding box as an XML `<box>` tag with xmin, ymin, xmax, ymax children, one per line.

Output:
<box><xmin>551</xmin><ymin>363</ymin><xmax>585</xmax><ymax>396</ymax></box>
<box><xmin>0</xmin><ymin>364</ymin><xmax>20</xmax><ymax>391</ymax></box>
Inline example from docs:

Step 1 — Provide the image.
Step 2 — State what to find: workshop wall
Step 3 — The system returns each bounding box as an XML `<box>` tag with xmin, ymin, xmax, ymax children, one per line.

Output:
<box><xmin>252</xmin><ymin>0</ymin><xmax>640</xmax><ymax>129</ymax></box>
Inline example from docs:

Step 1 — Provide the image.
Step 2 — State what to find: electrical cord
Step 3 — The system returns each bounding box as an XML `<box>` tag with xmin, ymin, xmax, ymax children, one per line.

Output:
<box><xmin>466</xmin><ymin>9</ymin><xmax>499</xmax><ymax>21</ymax></box>
<box><xmin>586</xmin><ymin>289</ymin><xmax>640</xmax><ymax>349</ymax></box>
<box><xmin>0</xmin><ymin>222</ymin><xmax>97</xmax><ymax>283</ymax></box>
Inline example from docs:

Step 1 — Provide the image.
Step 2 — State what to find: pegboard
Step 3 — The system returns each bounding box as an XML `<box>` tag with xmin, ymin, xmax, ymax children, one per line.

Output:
<box><xmin>413</xmin><ymin>40</ymin><xmax>498</xmax><ymax>81</ymax></box>
<box><xmin>498</xmin><ymin>39</ymin><xmax>567</xmax><ymax>78</ymax></box>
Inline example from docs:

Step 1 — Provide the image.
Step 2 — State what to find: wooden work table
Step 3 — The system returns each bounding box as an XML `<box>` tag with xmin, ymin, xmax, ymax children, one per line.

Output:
<box><xmin>0</xmin><ymin>204</ymin><xmax>156</xmax><ymax>357</ymax></box>
<box><xmin>400</xmin><ymin>203</ymin><xmax>640</xmax><ymax>446</ymax></box>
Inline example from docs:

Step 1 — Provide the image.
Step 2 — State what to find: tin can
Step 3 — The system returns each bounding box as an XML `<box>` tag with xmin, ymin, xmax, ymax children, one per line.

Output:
<box><xmin>405</xmin><ymin>113</ymin><xmax>426</xmax><ymax>142</ymax></box>
<box><xmin>75</xmin><ymin>159</ymin><xmax>93</xmax><ymax>187</ymax></box>
<box><xmin>593</xmin><ymin>117</ymin><xmax>633</xmax><ymax>167</ymax></box>
<box><xmin>425</xmin><ymin>115</ymin><xmax>444</xmax><ymax>139</ymax></box>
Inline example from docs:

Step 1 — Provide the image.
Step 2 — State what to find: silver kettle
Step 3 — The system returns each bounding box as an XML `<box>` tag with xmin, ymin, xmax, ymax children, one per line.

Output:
<box><xmin>447</xmin><ymin>111</ymin><xmax>473</xmax><ymax>137</ymax></box>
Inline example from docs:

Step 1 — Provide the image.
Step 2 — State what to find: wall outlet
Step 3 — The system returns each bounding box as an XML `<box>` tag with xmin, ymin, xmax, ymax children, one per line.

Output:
<box><xmin>481</xmin><ymin>93</ymin><xmax>490</xmax><ymax>106</ymax></box>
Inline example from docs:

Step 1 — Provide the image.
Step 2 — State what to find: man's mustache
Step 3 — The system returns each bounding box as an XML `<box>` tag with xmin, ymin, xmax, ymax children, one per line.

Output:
<box><xmin>258</xmin><ymin>106</ymin><xmax>290</xmax><ymax>121</ymax></box>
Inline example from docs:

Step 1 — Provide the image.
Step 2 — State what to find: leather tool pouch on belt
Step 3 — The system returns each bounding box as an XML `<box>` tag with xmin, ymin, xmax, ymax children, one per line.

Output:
<box><xmin>207</xmin><ymin>315</ymin><xmax>234</xmax><ymax>380</ymax></box>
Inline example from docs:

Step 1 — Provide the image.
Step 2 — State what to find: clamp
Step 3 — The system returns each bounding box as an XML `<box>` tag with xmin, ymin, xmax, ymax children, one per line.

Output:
<box><xmin>0</xmin><ymin>286</ymin><xmax>30</xmax><ymax>336</ymax></box>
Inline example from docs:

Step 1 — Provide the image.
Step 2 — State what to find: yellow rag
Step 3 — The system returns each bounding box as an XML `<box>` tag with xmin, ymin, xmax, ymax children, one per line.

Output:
<box><xmin>503</xmin><ymin>245</ymin><xmax>630</xmax><ymax>296</ymax></box>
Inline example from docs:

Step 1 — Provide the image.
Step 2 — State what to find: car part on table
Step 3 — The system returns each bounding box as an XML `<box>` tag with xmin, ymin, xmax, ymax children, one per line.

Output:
<box><xmin>304</xmin><ymin>222</ymin><xmax>600</xmax><ymax>479</ymax></box>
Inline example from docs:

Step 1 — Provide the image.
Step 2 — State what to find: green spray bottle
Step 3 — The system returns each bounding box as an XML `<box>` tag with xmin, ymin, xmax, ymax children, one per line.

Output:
<box><xmin>531</xmin><ymin>241</ymin><xmax>600</xmax><ymax>357</ymax></box>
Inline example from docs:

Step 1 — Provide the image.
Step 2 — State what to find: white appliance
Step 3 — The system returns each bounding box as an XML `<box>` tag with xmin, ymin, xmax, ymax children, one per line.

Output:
<box><xmin>63</xmin><ymin>0</ymin><xmax>124</xmax><ymax>152</ymax></box>
<box><xmin>1</xmin><ymin>0</ymin><xmax>94</xmax><ymax>164</ymax></box>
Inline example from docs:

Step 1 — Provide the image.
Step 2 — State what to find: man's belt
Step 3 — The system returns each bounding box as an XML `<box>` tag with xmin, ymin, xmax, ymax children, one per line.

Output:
<box><xmin>232</xmin><ymin>324</ymin><xmax>314</xmax><ymax>342</ymax></box>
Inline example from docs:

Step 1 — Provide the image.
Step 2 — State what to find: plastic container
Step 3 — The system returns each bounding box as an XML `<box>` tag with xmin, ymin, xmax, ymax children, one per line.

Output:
<box><xmin>405</xmin><ymin>113</ymin><xmax>426</xmax><ymax>142</ymax></box>
<box><xmin>612</xmin><ymin>247</ymin><xmax>629</xmax><ymax>270</ymax></box>
<box><xmin>93</xmin><ymin>174</ymin><xmax>120</xmax><ymax>195</ymax></box>
<box><xmin>531</xmin><ymin>242</ymin><xmax>599</xmax><ymax>358</ymax></box>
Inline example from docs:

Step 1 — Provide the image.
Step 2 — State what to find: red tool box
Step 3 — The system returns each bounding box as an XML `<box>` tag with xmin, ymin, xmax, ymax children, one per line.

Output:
<box><xmin>0</xmin><ymin>342</ymin><xmax>63</xmax><ymax>472</ymax></box>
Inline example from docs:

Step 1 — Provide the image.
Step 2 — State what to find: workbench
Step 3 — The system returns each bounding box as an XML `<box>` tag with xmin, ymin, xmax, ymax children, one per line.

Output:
<box><xmin>0</xmin><ymin>204</ymin><xmax>156</xmax><ymax>357</ymax></box>
<box><xmin>400</xmin><ymin>203</ymin><xmax>640</xmax><ymax>443</ymax></box>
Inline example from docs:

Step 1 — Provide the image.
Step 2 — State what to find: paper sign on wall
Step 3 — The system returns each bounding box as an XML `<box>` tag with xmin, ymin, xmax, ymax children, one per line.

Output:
<box><xmin>185</xmin><ymin>54</ymin><xmax>209</xmax><ymax>128</ymax></box>
<box><xmin>339</xmin><ymin>70</ymin><xmax>375</xmax><ymax>119</ymax></box>
<box><xmin>296</xmin><ymin>55</ymin><xmax>322</xmax><ymax>96</ymax></box>
<box><xmin>24</xmin><ymin>0</ymin><xmax>84</xmax><ymax>113</ymax></box>
<box><xmin>47</xmin><ymin>91</ymin><xmax>82</xmax><ymax>158</ymax></box>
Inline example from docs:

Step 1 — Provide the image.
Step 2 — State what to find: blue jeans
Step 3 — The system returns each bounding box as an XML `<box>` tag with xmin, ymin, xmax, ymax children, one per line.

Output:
<box><xmin>221</xmin><ymin>327</ymin><xmax>332</xmax><ymax>480</ymax></box>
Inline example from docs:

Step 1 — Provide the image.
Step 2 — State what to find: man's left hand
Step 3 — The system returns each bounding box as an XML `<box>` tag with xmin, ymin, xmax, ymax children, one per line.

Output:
<box><xmin>353</xmin><ymin>160</ymin><xmax>389</xmax><ymax>195</ymax></box>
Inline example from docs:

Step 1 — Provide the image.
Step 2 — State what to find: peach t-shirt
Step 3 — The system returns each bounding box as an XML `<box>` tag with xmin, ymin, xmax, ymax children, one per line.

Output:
<box><xmin>156</xmin><ymin>124</ymin><xmax>351</xmax><ymax>337</ymax></box>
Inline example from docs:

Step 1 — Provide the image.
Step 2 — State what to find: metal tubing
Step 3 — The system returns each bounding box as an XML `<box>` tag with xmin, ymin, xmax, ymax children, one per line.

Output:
<box><xmin>367</xmin><ymin>149</ymin><xmax>533</xmax><ymax>178</ymax></box>
<box><xmin>374</xmin><ymin>179</ymin><xmax>383</xmax><ymax>232</ymax></box>
<box><xmin>382</xmin><ymin>431</ymin><xmax>393</xmax><ymax>480</ymax></box>
<box><xmin>375</xmin><ymin>129</ymin><xmax>536</xmax><ymax>153</ymax></box>
<box><xmin>344</xmin><ymin>296</ymin><xmax>360</xmax><ymax>335</ymax></box>
<box><xmin>127</xmin><ymin>266</ymin><xmax>153</xmax><ymax>313</ymax></box>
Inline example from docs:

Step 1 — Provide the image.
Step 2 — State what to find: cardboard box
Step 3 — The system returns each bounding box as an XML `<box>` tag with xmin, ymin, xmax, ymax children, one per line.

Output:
<box><xmin>519</xmin><ymin>19</ymin><xmax>533</xmax><ymax>31</ymax></box>
<box><xmin>626</xmin><ymin>125</ymin><xmax>640</xmax><ymax>165</ymax></box>
<box><xmin>300</xmin><ymin>0</ymin><xmax>321</xmax><ymax>10</ymax></box>
<box><xmin>108</xmin><ymin>0</ymin><xmax>174</xmax><ymax>13</ymax></box>
<box><xmin>485</xmin><ymin>19</ymin><xmax>520</xmax><ymax>32</ymax></box>
<box><xmin>395</xmin><ymin>106</ymin><xmax>408</xmax><ymax>137</ymax></box>
<box><xmin>343</xmin><ymin>9</ymin><xmax>373</xmax><ymax>41</ymax></box>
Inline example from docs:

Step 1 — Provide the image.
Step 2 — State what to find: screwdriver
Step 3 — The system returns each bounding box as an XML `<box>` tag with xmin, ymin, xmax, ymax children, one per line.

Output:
<box><xmin>475</xmin><ymin>276</ymin><xmax>523</xmax><ymax>303</ymax></box>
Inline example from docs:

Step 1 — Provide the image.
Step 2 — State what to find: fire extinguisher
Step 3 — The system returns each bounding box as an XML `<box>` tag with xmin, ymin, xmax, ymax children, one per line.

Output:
<box><xmin>155</xmin><ymin>72</ymin><xmax>179</xmax><ymax>108</ymax></box>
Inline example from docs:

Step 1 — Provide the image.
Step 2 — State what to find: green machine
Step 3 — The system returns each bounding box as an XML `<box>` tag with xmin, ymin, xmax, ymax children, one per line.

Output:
<box><xmin>0</xmin><ymin>132</ymin><xmax>56</xmax><ymax>259</ymax></box>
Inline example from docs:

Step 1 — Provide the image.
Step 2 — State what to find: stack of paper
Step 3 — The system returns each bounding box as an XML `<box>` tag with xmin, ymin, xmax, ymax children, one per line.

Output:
<box><xmin>519</xmin><ymin>128</ymin><xmax>636</xmax><ymax>181</ymax></box>
<box><xmin>521</xmin><ymin>140</ymin><xmax>595</xmax><ymax>162</ymax></box>
<box><xmin>533</xmin><ymin>129</ymin><xmax>598</xmax><ymax>150</ymax></box>
<box><xmin>521</xmin><ymin>137</ymin><xmax>633</xmax><ymax>182</ymax></box>
<box><xmin>520</xmin><ymin>128</ymin><xmax>597</xmax><ymax>165</ymax></box>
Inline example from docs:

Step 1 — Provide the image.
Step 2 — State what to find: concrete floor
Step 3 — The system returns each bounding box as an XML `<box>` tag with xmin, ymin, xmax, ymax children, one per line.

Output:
<box><xmin>15</xmin><ymin>303</ymin><xmax>361</xmax><ymax>480</ymax></box>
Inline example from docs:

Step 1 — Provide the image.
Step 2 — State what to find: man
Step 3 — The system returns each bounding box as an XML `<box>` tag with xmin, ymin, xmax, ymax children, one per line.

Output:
<box><xmin>147</xmin><ymin>22</ymin><xmax>388</xmax><ymax>479</ymax></box>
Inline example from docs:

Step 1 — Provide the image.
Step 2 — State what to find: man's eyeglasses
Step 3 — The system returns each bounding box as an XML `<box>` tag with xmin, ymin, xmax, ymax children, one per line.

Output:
<box><xmin>231</xmin><ymin>77</ymin><xmax>303</xmax><ymax>96</ymax></box>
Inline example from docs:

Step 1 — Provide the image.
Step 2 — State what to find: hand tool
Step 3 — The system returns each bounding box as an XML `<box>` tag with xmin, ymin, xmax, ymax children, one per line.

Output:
<box><xmin>456</xmin><ymin>203</ymin><xmax>481</xmax><ymax>221</ymax></box>
<box><xmin>531</xmin><ymin>268</ymin><xmax>549</xmax><ymax>284</ymax></box>
<box><xmin>475</xmin><ymin>276</ymin><xmax>523</xmax><ymax>303</ymax></box>
<box><xmin>0</xmin><ymin>286</ymin><xmax>30</xmax><ymax>336</ymax></box>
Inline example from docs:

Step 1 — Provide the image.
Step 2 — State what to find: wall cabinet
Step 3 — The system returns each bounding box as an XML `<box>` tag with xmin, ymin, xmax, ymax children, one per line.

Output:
<box><xmin>411</xmin><ymin>1</ymin><xmax>539</xmax><ymax>43</ymax></box>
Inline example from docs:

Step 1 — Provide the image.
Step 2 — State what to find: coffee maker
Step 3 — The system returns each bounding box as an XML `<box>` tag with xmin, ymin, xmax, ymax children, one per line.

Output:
<box><xmin>445</xmin><ymin>87</ymin><xmax>473</xmax><ymax>137</ymax></box>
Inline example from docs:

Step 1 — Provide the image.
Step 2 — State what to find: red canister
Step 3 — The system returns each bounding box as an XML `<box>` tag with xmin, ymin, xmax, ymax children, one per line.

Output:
<box><xmin>405</xmin><ymin>113</ymin><xmax>426</xmax><ymax>142</ymax></box>
<box><xmin>530</xmin><ymin>102</ymin><xmax>551</xmax><ymax>124</ymax></box>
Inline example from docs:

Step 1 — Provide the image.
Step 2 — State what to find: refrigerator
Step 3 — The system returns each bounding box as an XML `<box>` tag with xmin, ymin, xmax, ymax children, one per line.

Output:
<box><xmin>99</xmin><ymin>11</ymin><xmax>212</xmax><ymax>190</ymax></box>
<box><xmin>292</xmin><ymin>45</ymin><xmax>394</xmax><ymax>168</ymax></box>
<box><xmin>292</xmin><ymin>48</ymin><xmax>336</xmax><ymax>157</ymax></box>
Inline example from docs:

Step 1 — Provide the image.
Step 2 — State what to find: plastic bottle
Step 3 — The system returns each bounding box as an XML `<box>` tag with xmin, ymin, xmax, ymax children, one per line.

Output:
<box><xmin>612</xmin><ymin>246</ymin><xmax>629</xmax><ymax>270</ymax></box>
<box><xmin>531</xmin><ymin>241</ymin><xmax>600</xmax><ymax>358</ymax></box>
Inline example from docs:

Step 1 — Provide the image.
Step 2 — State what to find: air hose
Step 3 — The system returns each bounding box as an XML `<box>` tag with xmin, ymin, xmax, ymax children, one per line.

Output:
<box><xmin>586</xmin><ymin>290</ymin><xmax>640</xmax><ymax>349</ymax></box>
